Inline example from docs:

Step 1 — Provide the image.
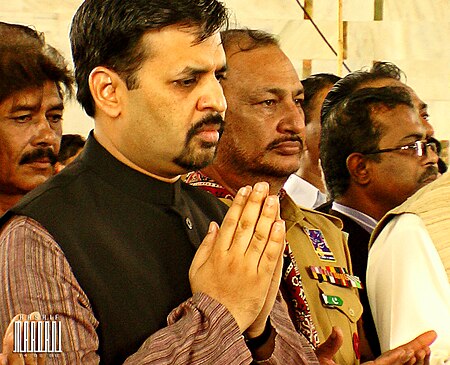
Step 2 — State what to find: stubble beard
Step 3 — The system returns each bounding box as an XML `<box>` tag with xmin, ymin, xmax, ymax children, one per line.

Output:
<box><xmin>220</xmin><ymin>143</ymin><xmax>299</xmax><ymax>181</ymax></box>
<box><xmin>172</xmin><ymin>114</ymin><xmax>224</xmax><ymax>171</ymax></box>
<box><xmin>223</xmin><ymin>134</ymin><xmax>303</xmax><ymax>180</ymax></box>
<box><xmin>173</xmin><ymin>140</ymin><xmax>218</xmax><ymax>171</ymax></box>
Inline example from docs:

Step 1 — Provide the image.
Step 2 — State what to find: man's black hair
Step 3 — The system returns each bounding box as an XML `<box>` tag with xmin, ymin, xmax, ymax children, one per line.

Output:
<box><xmin>58</xmin><ymin>134</ymin><xmax>86</xmax><ymax>164</ymax></box>
<box><xmin>320</xmin><ymin>86</ymin><xmax>414</xmax><ymax>199</ymax></box>
<box><xmin>301</xmin><ymin>73</ymin><xmax>341</xmax><ymax>124</ymax></box>
<box><xmin>70</xmin><ymin>0</ymin><xmax>229</xmax><ymax>117</ymax></box>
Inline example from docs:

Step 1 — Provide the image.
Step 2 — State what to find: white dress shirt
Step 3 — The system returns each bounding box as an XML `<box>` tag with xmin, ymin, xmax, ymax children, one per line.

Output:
<box><xmin>367</xmin><ymin>213</ymin><xmax>450</xmax><ymax>365</ymax></box>
<box><xmin>283</xmin><ymin>174</ymin><xmax>328</xmax><ymax>209</ymax></box>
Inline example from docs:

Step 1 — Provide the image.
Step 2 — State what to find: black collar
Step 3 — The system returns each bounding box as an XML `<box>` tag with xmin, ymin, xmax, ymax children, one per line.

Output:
<box><xmin>81</xmin><ymin>132</ymin><xmax>181</xmax><ymax>206</ymax></box>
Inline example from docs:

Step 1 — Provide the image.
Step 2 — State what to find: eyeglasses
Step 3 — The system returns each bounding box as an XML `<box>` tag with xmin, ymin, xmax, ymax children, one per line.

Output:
<box><xmin>362</xmin><ymin>140</ymin><xmax>439</xmax><ymax>158</ymax></box>
<box><xmin>427</xmin><ymin>137</ymin><xmax>442</xmax><ymax>155</ymax></box>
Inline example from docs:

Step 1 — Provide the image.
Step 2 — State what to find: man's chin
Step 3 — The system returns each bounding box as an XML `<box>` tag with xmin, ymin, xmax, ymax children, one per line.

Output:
<box><xmin>173</xmin><ymin>148</ymin><xmax>217</xmax><ymax>172</ymax></box>
<box><xmin>249</xmin><ymin>163</ymin><xmax>299</xmax><ymax>180</ymax></box>
<box><xmin>12</xmin><ymin>181</ymin><xmax>48</xmax><ymax>194</ymax></box>
<box><xmin>266</xmin><ymin>156</ymin><xmax>300</xmax><ymax>176</ymax></box>
<box><xmin>420</xmin><ymin>174</ymin><xmax>438</xmax><ymax>185</ymax></box>
<box><xmin>22</xmin><ymin>169</ymin><xmax>54</xmax><ymax>184</ymax></box>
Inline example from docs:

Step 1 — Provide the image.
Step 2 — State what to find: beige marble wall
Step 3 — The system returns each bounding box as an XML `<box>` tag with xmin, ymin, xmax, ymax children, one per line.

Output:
<box><xmin>1</xmin><ymin>0</ymin><xmax>449</xmax><ymax>140</ymax></box>
<box><xmin>224</xmin><ymin>0</ymin><xmax>450</xmax><ymax>141</ymax></box>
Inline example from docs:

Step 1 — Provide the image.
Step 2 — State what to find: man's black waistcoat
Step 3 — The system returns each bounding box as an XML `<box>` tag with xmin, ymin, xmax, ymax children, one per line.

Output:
<box><xmin>2</xmin><ymin>135</ymin><xmax>228</xmax><ymax>364</ymax></box>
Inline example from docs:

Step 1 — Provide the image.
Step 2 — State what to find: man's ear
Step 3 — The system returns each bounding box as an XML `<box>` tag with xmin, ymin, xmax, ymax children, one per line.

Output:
<box><xmin>89</xmin><ymin>66</ymin><xmax>125</xmax><ymax>118</ymax></box>
<box><xmin>346</xmin><ymin>152</ymin><xmax>372</xmax><ymax>186</ymax></box>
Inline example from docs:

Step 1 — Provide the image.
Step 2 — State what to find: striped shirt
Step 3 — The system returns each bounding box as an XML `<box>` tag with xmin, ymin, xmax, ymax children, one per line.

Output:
<box><xmin>0</xmin><ymin>215</ymin><xmax>319</xmax><ymax>364</ymax></box>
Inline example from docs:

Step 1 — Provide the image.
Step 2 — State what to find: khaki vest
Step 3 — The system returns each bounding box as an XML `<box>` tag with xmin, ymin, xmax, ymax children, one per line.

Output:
<box><xmin>282</xmin><ymin>195</ymin><xmax>362</xmax><ymax>365</ymax></box>
<box><xmin>221</xmin><ymin>195</ymin><xmax>363</xmax><ymax>365</ymax></box>
<box><xmin>371</xmin><ymin>171</ymin><xmax>450</xmax><ymax>281</ymax></box>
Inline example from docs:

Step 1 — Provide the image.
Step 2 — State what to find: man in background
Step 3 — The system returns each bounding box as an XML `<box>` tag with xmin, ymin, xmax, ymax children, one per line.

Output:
<box><xmin>55</xmin><ymin>133</ymin><xmax>86</xmax><ymax>172</ymax></box>
<box><xmin>283</xmin><ymin>73</ymin><xmax>340</xmax><ymax>208</ymax></box>
<box><xmin>368</xmin><ymin>170</ymin><xmax>450</xmax><ymax>365</ymax></box>
<box><xmin>0</xmin><ymin>21</ymin><xmax>72</xmax><ymax>363</ymax></box>
<box><xmin>0</xmin><ymin>22</ymin><xmax>73</xmax><ymax>216</ymax></box>
<box><xmin>318</xmin><ymin>66</ymin><xmax>440</xmax><ymax>356</ymax></box>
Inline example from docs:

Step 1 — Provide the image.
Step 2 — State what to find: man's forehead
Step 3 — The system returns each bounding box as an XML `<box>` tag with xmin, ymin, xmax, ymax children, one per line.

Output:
<box><xmin>226</xmin><ymin>44</ymin><xmax>284</xmax><ymax>65</ymax></box>
<box><xmin>374</xmin><ymin>103</ymin><xmax>425</xmax><ymax>137</ymax></box>
<box><xmin>3</xmin><ymin>88</ymin><xmax>43</xmax><ymax>111</ymax></box>
<box><xmin>5</xmin><ymin>84</ymin><xmax>62</xmax><ymax>112</ymax></box>
<box><xmin>144</xmin><ymin>25</ymin><xmax>223</xmax><ymax>52</ymax></box>
<box><xmin>405</xmin><ymin>87</ymin><xmax>427</xmax><ymax>110</ymax></box>
<box><xmin>225</xmin><ymin>45</ymin><xmax>302</xmax><ymax>89</ymax></box>
<box><xmin>143</xmin><ymin>27</ymin><xmax>225</xmax><ymax>69</ymax></box>
<box><xmin>359</xmin><ymin>78</ymin><xmax>402</xmax><ymax>88</ymax></box>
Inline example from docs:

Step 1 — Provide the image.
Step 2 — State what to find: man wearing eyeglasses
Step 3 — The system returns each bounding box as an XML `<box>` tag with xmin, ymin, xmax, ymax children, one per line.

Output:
<box><xmin>367</xmin><ymin>129</ymin><xmax>450</xmax><ymax>363</ymax></box>
<box><xmin>319</xmin><ymin>86</ymin><xmax>439</xmax><ymax>358</ymax></box>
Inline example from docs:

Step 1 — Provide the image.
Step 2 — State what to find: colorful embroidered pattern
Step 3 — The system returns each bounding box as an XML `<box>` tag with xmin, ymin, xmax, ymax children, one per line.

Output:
<box><xmin>184</xmin><ymin>171</ymin><xmax>234</xmax><ymax>200</ymax></box>
<box><xmin>283</xmin><ymin>243</ymin><xmax>320</xmax><ymax>348</ymax></box>
<box><xmin>304</xmin><ymin>228</ymin><xmax>336</xmax><ymax>262</ymax></box>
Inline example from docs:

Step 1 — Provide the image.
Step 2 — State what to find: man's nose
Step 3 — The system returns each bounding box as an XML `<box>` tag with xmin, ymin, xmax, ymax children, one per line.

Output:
<box><xmin>421</xmin><ymin>143</ymin><xmax>440</xmax><ymax>171</ymax></box>
<box><xmin>31</xmin><ymin>117</ymin><xmax>61</xmax><ymax>149</ymax></box>
<box><xmin>197</xmin><ymin>78</ymin><xmax>227</xmax><ymax>114</ymax></box>
<box><xmin>277</xmin><ymin>101</ymin><xmax>305</xmax><ymax>137</ymax></box>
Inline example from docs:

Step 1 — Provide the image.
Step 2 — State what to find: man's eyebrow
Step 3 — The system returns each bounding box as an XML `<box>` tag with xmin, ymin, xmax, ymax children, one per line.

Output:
<box><xmin>47</xmin><ymin>102</ymin><xmax>65</xmax><ymax>111</ymax></box>
<box><xmin>399</xmin><ymin>132</ymin><xmax>426</xmax><ymax>143</ymax></box>
<box><xmin>295</xmin><ymin>87</ymin><xmax>305</xmax><ymax>96</ymax></box>
<box><xmin>9</xmin><ymin>101</ymin><xmax>64</xmax><ymax>114</ymax></box>
<box><xmin>263</xmin><ymin>87</ymin><xmax>304</xmax><ymax>97</ymax></box>
<box><xmin>9</xmin><ymin>102</ymin><xmax>39</xmax><ymax>113</ymax></box>
<box><xmin>178</xmin><ymin>66</ymin><xmax>207</xmax><ymax>76</ymax></box>
<box><xmin>177</xmin><ymin>64</ymin><xmax>228</xmax><ymax>77</ymax></box>
<box><xmin>419</xmin><ymin>102</ymin><xmax>428</xmax><ymax>110</ymax></box>
<box><xmin>216</xmin><ymin>64</ymin><xmax>228</xmax><ymax>74</ymax></box>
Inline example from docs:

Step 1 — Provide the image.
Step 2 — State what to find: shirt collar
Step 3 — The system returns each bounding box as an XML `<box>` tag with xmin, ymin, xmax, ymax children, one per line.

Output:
<box><xmin>283</xmin><ymin>174</ymin><xmax>327</xmax><ymax>209</ymax></box>
<box><xmin>331</xmin><ymin>201</ymin><xmax>378</xmax><ymax>233</ymax></box>
<box><xmin>82</xmin><ymin>132</ymin><xmax>181</xmax><ymax>206</ymax></box>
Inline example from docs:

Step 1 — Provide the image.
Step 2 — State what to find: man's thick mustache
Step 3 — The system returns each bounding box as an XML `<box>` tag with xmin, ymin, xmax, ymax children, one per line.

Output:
<box><xmin>187</xmin><ymin>114</ymin><xmax>225</xmax><ymax>141</ymax></box>
<box><xmin>267</xmin><ymin>135</ymin><xmax>303</xmax><ymax>150</ymax></box>
<box><xmin>419</xmin><ymin>165</ymin><xmax>439</xmax><ymax>183</ymax></box>
<box><xmin>19</xmin><ymin>148</ymin><xmax>58</xmax><ymax>165</ymax></box>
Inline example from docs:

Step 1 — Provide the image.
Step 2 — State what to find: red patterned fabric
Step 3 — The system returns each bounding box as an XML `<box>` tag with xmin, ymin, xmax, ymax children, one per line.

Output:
<box><xmin>282</xmin><ymin>243</ymin><xmax>320</xmax><ymax>348</ymax></box>
<box><xmin>184</xmin><ymin>171</ymin><xmax>234</xmax><ymax>200</ymax></box>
